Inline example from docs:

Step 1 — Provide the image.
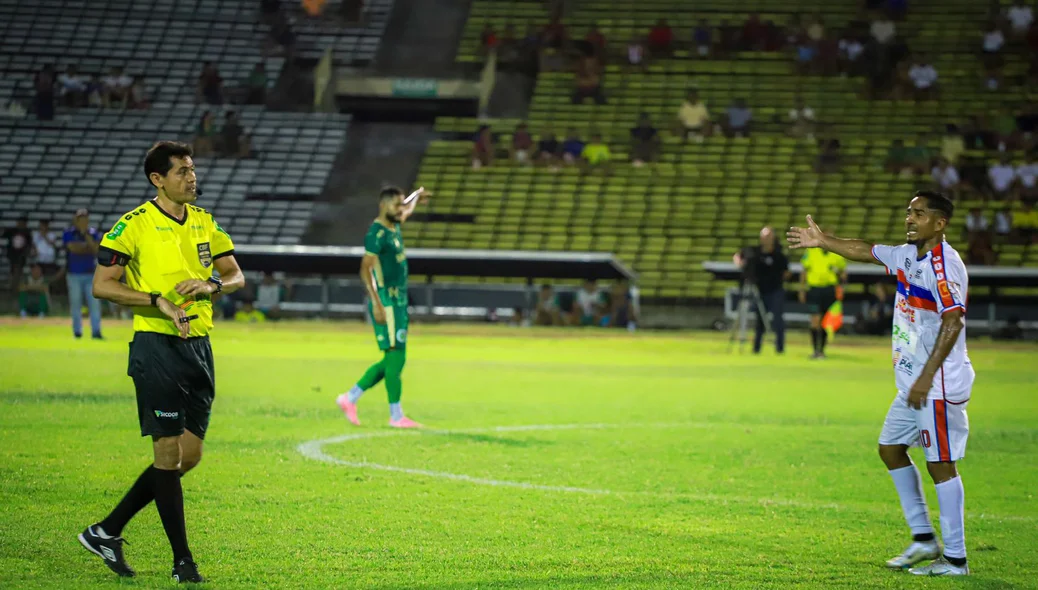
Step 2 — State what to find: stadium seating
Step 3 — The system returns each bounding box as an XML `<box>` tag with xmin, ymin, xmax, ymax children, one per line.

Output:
<box><xmin>0</xmin><ymin>107</ymin><xmax>350</xmax><ymax>250</ymax></box>
<box><xmin>408</xmin><ymin>0</ymin><xmax>1038</xmax><ymax>299</ymax></box>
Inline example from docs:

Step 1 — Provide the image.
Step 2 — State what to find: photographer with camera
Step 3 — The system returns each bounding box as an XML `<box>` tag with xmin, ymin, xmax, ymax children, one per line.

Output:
<box><xmin>735</xmin><ymin>227</ymin><xmax>790</xmax><ymax>354</ymax></box>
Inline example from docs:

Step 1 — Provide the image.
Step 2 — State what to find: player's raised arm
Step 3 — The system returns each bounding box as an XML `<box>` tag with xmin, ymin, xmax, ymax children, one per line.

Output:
<box><xmin>398</xmin><ymin>187</ymin><xmax>429</xmax><ymax>223</ymax></box>
<box><xmin>786</xmin><ymin>215</ymin><xmax>878</xmax><ymax>263</ymax></box>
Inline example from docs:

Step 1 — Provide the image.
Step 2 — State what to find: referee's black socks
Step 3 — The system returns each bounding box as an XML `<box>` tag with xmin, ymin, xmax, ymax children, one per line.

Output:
<box><xmin>810</xmin><ymin>328</ymin><xmax>820</xmax><ymax>354</ymax></box>
<box><xmin>153</xmin><ymin>467</ymin><xmax>192</xmax><ymax>562</ymax></box>
<box><xmin>99</xmin><ymin>466</ymin><xmax>157</xmax><ymax>537</ymax></box>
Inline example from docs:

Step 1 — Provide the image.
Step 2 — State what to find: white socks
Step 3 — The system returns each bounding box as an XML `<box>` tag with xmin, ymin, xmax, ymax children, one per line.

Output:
<box><xmin>889</xmin><ymin>464</ymin><xmax>935</xmax><ymax>536</ymax></box>
<box><xmin>935</xmin><ymin>476</ymin><xmax>967</xmax><ymax>559</ymax></box>
<box><xmin>346</xmin><ymin>385</ymin><xmax>364</xmax><ymax>404</ymax></box>
<box><xmin>389</xmin><ymin>403</ymin><xmax>404</xmax><ymax>422</ymax></box>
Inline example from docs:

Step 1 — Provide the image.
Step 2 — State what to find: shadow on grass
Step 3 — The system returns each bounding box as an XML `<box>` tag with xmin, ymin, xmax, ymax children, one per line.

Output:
<box><xmin>0</xmin><ymin>391</ymin><xmax>125</xmax><ymax>405</ymax></box>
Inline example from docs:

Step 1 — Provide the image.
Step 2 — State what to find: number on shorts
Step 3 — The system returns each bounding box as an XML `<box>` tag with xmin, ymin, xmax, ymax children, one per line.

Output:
<box><xmin>919</xmin><ymin>430</ymin><xmax>931</xmax><ymax>448</ymax></box>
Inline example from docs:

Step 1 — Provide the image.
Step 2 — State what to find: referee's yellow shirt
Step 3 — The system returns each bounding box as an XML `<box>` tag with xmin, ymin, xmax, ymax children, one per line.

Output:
<box><xmin>801</xmin><ymin>248</ymin><xmax>846</xmax><ymax>288</ymax></box>
<box><xmin>98</xmin><ymin>200</ymin><xmax>234</xmax><ymax>337</ymax></box>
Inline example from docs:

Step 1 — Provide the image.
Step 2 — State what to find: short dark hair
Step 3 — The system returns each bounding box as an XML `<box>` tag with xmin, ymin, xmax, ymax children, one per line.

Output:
<box><xmin>379</xmin><ymin>185</ymin><xmax>404</xmax><ymax>203</ymax></box>
<box><xmin>144</xmin><ymin>141</ymin><xmax>193</xmax><ymax>187</ymax></box>
<box><xmin>915</xmin><ymin>190</ymin><xmax>954</xmax><ymax>221</ymax></box>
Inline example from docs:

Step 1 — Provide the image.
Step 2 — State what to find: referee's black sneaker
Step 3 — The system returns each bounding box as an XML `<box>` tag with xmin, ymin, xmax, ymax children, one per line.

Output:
<box><xmin>77</xmin><ymin>524</ymin><xmax>135</xmax><ymax>577</ymax></box>
<box><xmin>172</xmin><ymin>558</ymin><xmax>205</xmax><ymax>584</ymax></box>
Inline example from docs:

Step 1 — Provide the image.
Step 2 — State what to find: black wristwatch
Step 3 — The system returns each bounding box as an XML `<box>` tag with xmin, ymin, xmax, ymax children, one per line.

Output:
<box><xmin>150</xmin><ymin>292</ymin><xmax>161</xmax><ymax>307</ymax></box>
<box><xmin>208</xmin><ymin>276</ymin><xmax>223</xmax><ymax>293</ymax></box>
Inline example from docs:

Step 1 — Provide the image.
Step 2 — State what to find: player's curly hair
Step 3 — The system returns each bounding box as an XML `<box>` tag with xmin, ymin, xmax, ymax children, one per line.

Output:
<box><xmin>915</xmin><ymin>190</ymin><xmax>954</xmax><ymax>221</ymax></box>
<box><xmin>143</xmin><ymin>141</ymin><xmax>193</xmax><ymax>187</ymax></box>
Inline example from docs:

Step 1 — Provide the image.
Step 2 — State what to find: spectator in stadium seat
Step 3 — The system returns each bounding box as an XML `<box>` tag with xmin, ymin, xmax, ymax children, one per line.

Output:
<box><xmin>18</xmin><ymin>264</ymin><xmax>50</xmax><ymax>318</ymax></box>
<box><xmin>941</xmin><ymin>124</ymin><xmax>966</xmax><ymax>165</ymax></box>
<box><xmin>816</xmin><ymin>32</ymin><xmax>840</xmax><ymax>76</ymax></box>
<box><xmin>471</xmin><ymin>125</ymin><xmax>495</xmax><ymax>169</ymax></box>
<box><xmin>988</xmin><ymin>155</ymin><xmax>1017</xmax><ymax>200</ymax></box>
<box><xmin>220</xmin><ymin>110</ymin><xmax>251</xmax><ymax>158</ymax></box>
<box><xmin>511</xmin><ymin>122</ymin><xmax>534</xmax><ymax>165</ymax></box>
<box><xmin>963</xmin><ymin>115</ymin><xmax>998</xmax><ymax>150</ymax></box>
<box><xmin>127</xmin><ymin>78</ymin><xmax>149</xmax><ymax>109</ymax></box>
<box><xmin>58</xmin><ymin>65</ymin><xmax>87</xmax><ymax>107</ymax></box>
<box><xmin>234</xmin><ymin>300</ymin><xmax>266</xmax><ymax>323</ymax></box>
<box><xmin>806</xmin><ymin>15</ymin><xmax>826</xmax><ymax>43</ymax></box>
<box><xmin>542</xmin><ymin>15</ymin><xmax>568</xmax><ymax>51</ymax></box>
<box><xmin>480</xmin><ymin>22</ymin><xmax>498</xmax><ymax>55</ymax></box>
<box><xmin>676</xmin><ymin>89</ymin><xmax>710</xmax><ymax>142</ymax></box>
<box><xmin>1016</xmin><ymin>152</ymin><xmax>1038</xmax><ymax>204</ymax></box>
<box><xmin>85</xmin><ymin>75</ymin><xmax>104</xmax><ymax>107</ymax></box>
<box><xmin>193</xmin><ymin>110</ymin><xmax>217</xmax><ymax>157</ymax></box>
<box><xmin>741</xmin><ymin>13</ymin><xmax>767</xmax><ymax>51</ymax></box>
<box><xmin>884</xmin><ymin>139</ymin><xmax>912</xmax><ymax>175</ymax></box>
<box><xmin>981</xmin><ymin>21</ymin><xmax>1005</xmax><ymax>69</ymax></box>
<box><xmin>585</xmin><ymin>24</ymin><xmax>606</xmax><ymax>60</ymax></box>
<box><xmin>33</xmin><ymin>65</ymin><xmax>55</xmax><ymax>121</ymax></box>
<box><xmin>967</xmin><ymin>229</ymin><xmax>997</xmax><ymax>265</ymax></box>
<box><xmin>267</xmin><ymin>11</ymin><xmax>297</xmax><ymax>59</ymax></box>
<box><xmin>604</xmin><ymin>280</ymin><xmax>637</xmax><ymax>330</ymax></box>
<box><xmin>693</xmin><ymin>19</ymin><xmax>713</xmax><ymax>56</ymax></box>
<box><xmin>763</xmin><ymin>20</ymin><xmax>786</xmax><ymax>51</ymax></box>
<box><xmin>103</xmin><ymin>66</ymin><xmax>133</xmax><ymax>108</ymax></box>
<box><xmin>244</xmin><ymin>63</ymin><xmax>268</xmax><ymax>105</ymax></box>
<box><xmin>838</xmin><ymin>30</ymin><xmax>865</xmax><ymax>76</ymax></box>
<box><xmin>572</xmin><ymin>279</ymin><xmax>606</xmax><ymax>326</ymax></box>
<box><xmin>533</xmin><ymin>284</ymin><xmax>563</xmax><ymax>326</ymax></box>
<box><xmin>647</xmin><ymin>19</ymin><xmax>674</xmax><ymax>57</ymax></box>
<box><xmin>561</xmin><ymin>129</ymin><xmax>585</xmax><ymax>165</ymax></box>
<box><xmin>32</xmin><ymin>219</ymin><xmax>61</xmax><ymax>278</ymax></box>
<box><xmin>932</xmin><ymin>158</ymin><xmax>962</xmax><ymax>196</ymax></box>
<box><xmin>724</xmin><ymin>98</ymin><xmax>753</xmax><ymax>138</ymax></box>
<box><xmin>793</xmin><ymin>34</ymin><xmax>818</xmax><ymax>75</ymax></box>
<box><xmin>904</xmin><ymin>137</ymin><xmax>935</xmax><ymax>176</ymax></box>
<box><xmin>626</xmin><ymin>37</ymin><xmax>646</xmax><ymax>71</ymax></box>
<box><xmin>717</xmin><ymin>20</ymin><xmax>739</xmax><ymax>55</ymax></box>
<box><xmin>1006</xmin><ymin>0</ymin><xmax>1034</xmax><ymax>38</ymax></box>
<box><xmin>886</xmin><ymin>0</ymin><xmax>909</xmax><ymax>20</ymax></box>
<box><xmin>197</xmin><ymin>61</ymin><xmax>224</xmax><ymax>105</ymax></box>
<box><xmin>630</xmin><ymin>113</ymin><xmax>661</xmax><ymax>166</ymax></box>
<box><xmin>991</xmin><ymin>108</ymin><xmax>1021</xmax><ymax>150</ymax></box>
<box><xmin>815</xmin><ymin>138</ymin><xmax>842</xmax><ymax>173</ymax></box>
<box><xmin>994</xmin><ymin>207</ymin><xmax>1012</xmax><ymax>239</ymax></box>
<box><xmin>965</xmin><ymin>208</ymin><xmax>990</xmax><ymax>240</ymax></box>
<box><xmin>572</xmin><ymin>54</ymin><xmax>606</xmax><ymax>105</ymax></box>
<box><xmin>581</xmin><ymin>133</ymin><xmax>612</xmax><ymax>171</ymax></box>
<box><xmin>3</xmin><ymin>217</ymin><xmax>32</xmax><ymax>288</ymax></box>
<box><xmin>1015</xmin><ymin>201</ymin><xmax>1038</xmax><ymax>242</ymax></box>
<box><xmin>536</xmin><ymin>129</ymin><xmax>562</xmax><ymax>167</ymax></box>
<box><xmin>907</xmin><ymin>55</ymin><xmax>939</xmax><ymax>101</ymax></box>
<box><xmin>870</xmin><ymin>14</ymin><xmax>896</xmax><ymax>44</ymax></box>
<box><xmin>787</xmin><ymin>97</ymin><xmax>817</xmax><ymax>139</ymax></box>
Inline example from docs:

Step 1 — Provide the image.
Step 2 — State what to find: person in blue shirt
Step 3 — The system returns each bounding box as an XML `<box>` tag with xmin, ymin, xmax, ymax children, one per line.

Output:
<box><xmin>561</xmin><ymin>129</ymin><xmax>585</xmax><ymax>165</ymax></box>
<box><xmin>63</xmin><ymin>208</ymin><xmax>103</xmax><ymax>339</ymax></box>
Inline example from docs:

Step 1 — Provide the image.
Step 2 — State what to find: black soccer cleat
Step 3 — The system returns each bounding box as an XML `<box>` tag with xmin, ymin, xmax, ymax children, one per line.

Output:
<box><xmin>77</xmin><ymin>525</ymin><xmax>136</xmax><ymax>577</ymax></box>
<box><xmin>172</xmin><ymin>558</ymin><xmax>205</xmax><ymax>584</ymax></box>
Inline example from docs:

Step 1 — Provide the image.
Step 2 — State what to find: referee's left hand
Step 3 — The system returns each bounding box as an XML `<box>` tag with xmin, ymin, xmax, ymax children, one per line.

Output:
<box><xmin>175</xmin><ymin>279</ymin><xmax>215</xmax><ymax>297</ymax></box>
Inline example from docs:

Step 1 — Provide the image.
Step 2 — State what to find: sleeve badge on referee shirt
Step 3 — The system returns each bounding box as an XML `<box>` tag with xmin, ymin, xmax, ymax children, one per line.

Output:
<box><xmin>197</xmin><ymin>242</ymin><xmax>212</xmax><ymax>268</ymax></box>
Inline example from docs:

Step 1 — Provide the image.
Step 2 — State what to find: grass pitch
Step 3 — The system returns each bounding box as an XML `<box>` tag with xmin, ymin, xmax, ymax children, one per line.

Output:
<box><xmin>1</xmin><ymin>320</ymin><xmax>1036</xmax><ymax>589</ymax></box>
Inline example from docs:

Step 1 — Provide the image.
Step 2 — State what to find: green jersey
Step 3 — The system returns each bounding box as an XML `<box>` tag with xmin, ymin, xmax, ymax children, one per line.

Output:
<box><xmin>364</xmin><ymin>220</ymin><xmax>408</xmax><ymax>305</ymax></box>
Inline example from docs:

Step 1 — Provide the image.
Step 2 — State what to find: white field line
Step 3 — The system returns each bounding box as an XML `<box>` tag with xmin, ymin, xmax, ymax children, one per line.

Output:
<box><xmin>297</xmin><ymin>422</ymin><xmax>1036</xmax><ymax>523</ymax></box>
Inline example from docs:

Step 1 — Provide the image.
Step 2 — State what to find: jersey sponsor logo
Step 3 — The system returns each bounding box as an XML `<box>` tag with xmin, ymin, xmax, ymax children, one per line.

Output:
<box><xmin>197</xmin><ymin>242</ymin><xmax>212</xmax><ymax>268</ymax></box>
<box><xmin>154</xmin><ymin>226</ymin><xmax>172</xmax><ymax>231</ymax></box>
<box><xmin>396</xmin><ymin>329</ymin><xmax>408</xmax><ymax>343</ymax></box>
<box><xmin>905</xmin><ymin>258</ymin><xmax>912</xmax><ymax>271</ymax></box>
<box><xmin>931</xmin><ymin>253</ymin><xmax>958</xmax><ymax>308</ymax></box>
<box><xmin>106</xmin><ymin>221</ymin><xmax>127</xmax><ymax>240</ymax></box>
<box><xmin>396</xmin><ymin>252</ymin><xmax>407</xmax><ymax>263</ymax></box>
<box><xmin>896</xmin><ymin>298</ymin><xmax>917</xmax><ymax>323</ymax></box>
<box><xmin>154</xmin><ymin>409</ymin><xmax>179</xmax><ymax>419</ymax></box>
<box><xmin>892</xmin><ymin>325</ymin><xmax>912</xmax><ymax>346</ymax></box>
<box><xmin>896</xmin><ymin>356</ymin><xmax>914</xmax><ymax>375</ymax></box>
<box><xmin>190</xmin><ymin>224</ymin><xmax>204</xmax><ymax>231</ymax></box>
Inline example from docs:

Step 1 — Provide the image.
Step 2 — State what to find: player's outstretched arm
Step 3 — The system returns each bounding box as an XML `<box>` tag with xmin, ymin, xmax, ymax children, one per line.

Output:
<box><xmin>786</xmin><ymin>215</ymin><xmax>877</xmax><ymax>263</ymax></box>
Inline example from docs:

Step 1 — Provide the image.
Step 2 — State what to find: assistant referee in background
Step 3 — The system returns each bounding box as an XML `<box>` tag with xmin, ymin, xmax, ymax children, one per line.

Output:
<box><xmin>799</xmin><ymin>244</ymin><xmax>846</xmax><ymax>359</ymax></box>
<box><xmin>78</xmin><ymin>141</ymin><xmax>244</xmax><ymax>584</ymax></box>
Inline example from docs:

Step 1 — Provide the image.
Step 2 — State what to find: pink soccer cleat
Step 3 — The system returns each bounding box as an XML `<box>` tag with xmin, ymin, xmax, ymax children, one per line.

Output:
<box><xmin>336</xmin><ymin>394</ymin><xmax>360</xmax><ymax>425</ymax></box>
<box><xmin>389</xmin><ymin>417</ymin><xmax>422</xmax><ymax>429</ymax></box>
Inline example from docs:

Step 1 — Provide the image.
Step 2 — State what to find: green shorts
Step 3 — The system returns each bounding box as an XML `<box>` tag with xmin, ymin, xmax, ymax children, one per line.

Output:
<box><xmin>369</xmin><ymin>301</ymin><xmax>409</xmax><ymax>350</ymax></box>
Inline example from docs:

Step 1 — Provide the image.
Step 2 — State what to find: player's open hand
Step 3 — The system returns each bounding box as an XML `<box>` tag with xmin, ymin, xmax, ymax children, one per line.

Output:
<box><xmin>907</xmin><ymin>376</ymin><xmax>930</xmax><ymax>409</ymax></box>
<box><xmin>157</xmin><ymin>297</ymin><xmax>191</xmax><ymax>339</ymax></box>
<box><xmin>787</xmin><ymin>215</ymin><xmax>824</xmax><ymax>249</ymax></box>
<box><xmin>372</xmin><ymin>304</ymin><xmax>387</xmax><ymax>325</ymax></box>
<box><xmin>175</xmin><ymin>279</ymin><xmax>214</xmax><ymax>297</ymax></box>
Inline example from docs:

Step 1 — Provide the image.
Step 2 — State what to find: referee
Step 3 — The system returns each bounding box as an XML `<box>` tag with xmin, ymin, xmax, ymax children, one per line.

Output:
<box><xmin>78</xmin><ymin>141</ymin><xmax>244</xmax><ymax>583</ymax></box>
<box><xmin>799</xmin><ymin>245</ymin><xmax>846</xmax><ymax>359</ymax></box>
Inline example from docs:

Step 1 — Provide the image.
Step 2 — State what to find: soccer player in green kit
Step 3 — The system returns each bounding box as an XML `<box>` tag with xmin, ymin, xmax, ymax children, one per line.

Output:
<box><xmin>337</xmin><ymin>185</ymin><xmax>428</xmax><ymax>428</ymax></box>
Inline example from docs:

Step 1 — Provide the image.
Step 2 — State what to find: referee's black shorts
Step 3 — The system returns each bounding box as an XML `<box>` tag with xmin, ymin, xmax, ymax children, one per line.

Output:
<box><xmin>128</xmin><ymin>332</ymin><xmax>215</xmax><ymax>440</ymax></box>
<box><xmin>805</xmin><ymin>285</ymin><xmax>837</xmax><ymax>315</ymax></box>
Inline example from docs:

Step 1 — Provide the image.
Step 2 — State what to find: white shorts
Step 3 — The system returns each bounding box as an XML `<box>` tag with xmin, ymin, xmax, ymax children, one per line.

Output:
<box><xmin>878</xmin><ymin>392</ymin><xmax>970</xmax><ymax>463</ymax></box>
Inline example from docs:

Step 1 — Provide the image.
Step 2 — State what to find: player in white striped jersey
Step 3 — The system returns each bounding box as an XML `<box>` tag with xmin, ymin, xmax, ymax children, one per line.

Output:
<box><xmin>787</xmin><ymin>191</ymin><xmax>971</xmax><ymax>577</ymax></box>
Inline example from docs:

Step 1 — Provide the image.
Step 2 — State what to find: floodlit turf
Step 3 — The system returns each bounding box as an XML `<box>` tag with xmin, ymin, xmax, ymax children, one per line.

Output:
<box><xmin>1</xmin><ymin>320</ymin><xmax>1036</xmax><ymax>589</ymax></box>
